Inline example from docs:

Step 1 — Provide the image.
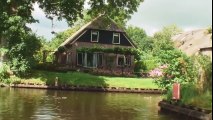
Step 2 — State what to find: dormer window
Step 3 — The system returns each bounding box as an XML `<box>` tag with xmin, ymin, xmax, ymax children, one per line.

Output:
<box><xmin>113</xmin><ymin>33</ymin><xmax>120</xmax><ymax>44</ymax></box>
<box><xmin>91</xmin><ymin>30</ymin><xmax>99</xmax><ymax>42</ymax></box>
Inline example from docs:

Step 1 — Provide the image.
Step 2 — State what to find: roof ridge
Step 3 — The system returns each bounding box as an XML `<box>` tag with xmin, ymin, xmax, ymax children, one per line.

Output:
<box><xmin>55</xmin><ymin>15</ymin><xmax>135</xmax><ymax>51</ymax></box>
<box><xmin>57</xmin><ymin>15</ymin><xmax>103</xmax><ymax>49</ymax></box>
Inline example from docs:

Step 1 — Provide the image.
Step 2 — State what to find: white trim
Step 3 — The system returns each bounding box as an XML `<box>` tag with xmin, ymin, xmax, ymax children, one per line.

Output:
<box><xmin>77</xmin><ymin>52</ymin><xmax>83</xmax><ymax>66</ymax></box>
<box><xmin>97</xmin><ymin>53</ymin><xmax>104</xmax><ymax>67</ymax></box>
<box><xmin>83</xmin><ymin>52</ymin><xmax>98</xmax><ymax>68</ymax></box>
<box><xmin>112</xmin><ymin>33</ymin><xmax>120</xmax><ymax>44</ymax></box>
<box><xmin>66</xmin><ymin>52</ymin><xmax>72</xmax><ymax>64</ymax></box>
<box><xmin>123</xmin><ymin>34</ymin><xmax>136</xmax><ymax>48</ymax></box>
<box><xmin>117</xmin><ymin>55</ymin><xmax>125</xmax><ymax>66</ymax></box>
<box><xmin>125</xmin><ymin>56</ymin><xmax>131</xmax><ymax>66</ymax></box>
<box><xmin>91</xmin><ymin>30</ymin><xmax>99</xmax><ymax>43</ymax></box>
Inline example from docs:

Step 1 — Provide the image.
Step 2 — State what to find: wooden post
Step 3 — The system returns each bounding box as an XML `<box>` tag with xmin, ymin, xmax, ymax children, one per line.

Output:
<box><xmin>55</xmin><ymin>77</ymin><xmax>58</xmax><ymax>87</ymax></box>
<box><xmin>173</xmin><ymin>83</ymin><xmax>180</xmax><ymax>100</ymax></box>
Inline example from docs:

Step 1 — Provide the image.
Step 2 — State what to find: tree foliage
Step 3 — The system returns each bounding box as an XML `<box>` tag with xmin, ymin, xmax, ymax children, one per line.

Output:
<box><xmin>126</xmin><ymin>26</ymin><xmax>154</xmax><ymax>51</ymax></box>
<box><xmin>152</xmin><ymin>25</ymin><xmax>182</xmax><ymax>55</ymax></box>
<box><xmin>3</xmin><ymin>16</ymin><xmax>42</xmax><ymax>76</ymax></box>
<box><xmin>88</xmin><ymin>0</ymin><xmax>143</xmax><ymax>27</ymax></box>
<box><xmin>154</xmin><ymin>49</ymin><xmax>198</xmax><ymax>90</ymax></box>
<box><xmin>48</xmin><ymin>26</ymin><xmax>82</xmax><ymax>51</ymax></box>
<box><xmin>193</xmin><ymin>54</ymin><xmax>212</xmax><ymax>91</ymax></box>
<box><xmin>139</xmin><ymin>25</ymin><xmax>199</xmax><ymax>90</ymax></box>
<box><xmin>0</xmin><ymin>0</ymin><xmax>143</xmax><ymax>27</ymax></box>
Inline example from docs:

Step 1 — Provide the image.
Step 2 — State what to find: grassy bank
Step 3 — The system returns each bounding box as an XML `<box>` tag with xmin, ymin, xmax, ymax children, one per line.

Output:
<box><xmin>166</xmin><ymin>84</ymin><xmax>212</xmax><ymax>110</ymax></box>
<box><xmin>11</xmin><ymin>70</ymin><xmax>159</xmax><ymax>89</ymax></box>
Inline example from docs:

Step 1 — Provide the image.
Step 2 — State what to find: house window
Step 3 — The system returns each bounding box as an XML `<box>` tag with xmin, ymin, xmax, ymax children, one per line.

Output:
<box><xmin>91</xmin><ymin>30</ymin><xmax>99</xmax><ymax>42</ymax></box>
<box><xmin>77</xmin><ymin>53</ymin><xmax>83</xmax><ymax>66</ymax></box>
<box><xmin>97</xmin><ymin>53</ymin><xmax>103</xmax><ymax>67</ymax></box>
<box><xmin>125</xmin><ymin>56</ymin><xmax>131</xmax><ymax>66</ymax></box>
<box><xmin>106</xmin><ymin>56</ymin><xmax>114</xmax><ymax>67</ymax></box>
<box><xmin>66</xmin><ymin>53</ymin><xmax>72</xmax><ymax>64</ymax></box>
<box><xmin>86</xmin><ymin>53</ymin><xmax>94</xmax><ymax>67</ymax></box>
<box><xmin>117</xmin><ymin>56</ymin><xmax>125</xmax><ymax>66</ymax></box>
<box><xmin>113</xmin><ymin>33</ymin><xmax>120</xmax><ymax>44</ymax></box>
<box><xmin>77</xmin><ymin>53</ymin><xmax>104</xmax><ymax>68</ymax></box>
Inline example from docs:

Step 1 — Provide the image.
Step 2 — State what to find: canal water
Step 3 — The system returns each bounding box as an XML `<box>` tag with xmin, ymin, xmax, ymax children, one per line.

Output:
<box><xmin>0</xmin><ymin>88</ymin><xmax>188</xmax><ymax>120</ymax></box>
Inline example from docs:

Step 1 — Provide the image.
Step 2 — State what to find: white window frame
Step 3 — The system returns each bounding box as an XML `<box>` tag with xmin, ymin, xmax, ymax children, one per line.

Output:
<box><xmin>97</xmin><ymin>53</ymin><xmax>104</xmax><ymax>67</ymax></box>
<box><xmin>112</xmin><ymin>33</ymin><xmax>120</xmax><ymax>44</ymax></box>
<box><xmin>91</xmin><ymin>30</ymin><xmax>99</xmax><ymax>42</ymax></box>
<box><xmin>66</xmin><ymin>52</ymin><xmax>72</xmax><ymax>64</ymax></box>
<box><xmin>77</xmin><ymin>53</ymin><xmax>83</xmax><ymax>66</ymax></box>
<box><xmin>125</xmin><ymin>56</ymin><xmax>131</xmax><ymax>66</ymax></box>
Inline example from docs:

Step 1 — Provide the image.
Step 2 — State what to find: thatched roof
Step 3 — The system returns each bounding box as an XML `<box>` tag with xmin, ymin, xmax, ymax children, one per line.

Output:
<box><xmin>85</xmin><ymin>15</ymin><xmax>125</xmax><ymax>32</ymax></box>
<box><xmin>172</xmin><ymin>28</ymin><xmax>212</xmax><ymax>56</ymax></box>
<box><xmin>58</xmin><ymin>15</ymin><xmax>125</xmax><ymax>48</ymax></box>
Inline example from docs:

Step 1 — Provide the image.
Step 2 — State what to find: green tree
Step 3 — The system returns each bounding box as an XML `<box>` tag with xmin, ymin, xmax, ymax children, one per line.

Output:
<box><xmin>48</xmin><ymin>25</ymin><xmax>83</xmax><ymax>51</ymax></box>
<box><xmin>0</xmin><ymin>0</ymin><xmax>143</xmax><ymax>32</ymax></box>
<box><xmin>152</xmin><ymin>25</ymin><xmax>182</xmax><ymax>55</ymax></box>
<box><xmin>126</xmin><ymin>26</ymin><xmax>154</xmax><ymax>51</ymax></box>
<box><xmin>88</xmin><ymin>0</ymin><xmax>144</xmax><ymax>27</ymax></box>
<box><xmin>3</xmin><ymin>17</ymin><xmax>42</xmax><ymax>76</ymax></box>
<box><xmin>155</xmin><ymin>49</ymin><xmax>198</xmax><ymax>90</ymax></box>
<box><xmin>149</xmin><ymin>25</ymin><xmax>198</xmax><ymax>90</ymax></box>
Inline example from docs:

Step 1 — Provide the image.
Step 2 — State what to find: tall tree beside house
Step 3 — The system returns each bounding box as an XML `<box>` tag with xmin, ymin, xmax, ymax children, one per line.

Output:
<box><xmin>0</xmin><ymin>0</ymin><xmax>143</xmax><ymax>76</ymax></box>
<box><xmin>4</xmin><ymin>20</ymin><xmax>42</xmax><ymax>76</ymax></box>
<box><xmin>149</xmin><ymin>25</ymin><xmax>199</xmax><ymax>90</ymax></box>
<box><xmin>126</xmin><ymin>26</ymin><xmax>154</xmax><ymax>51</ymax></box>
<box><xmin>152</xmin><ymin>25</ymin><xmax>182</xmax><ymax>56</ymax></box>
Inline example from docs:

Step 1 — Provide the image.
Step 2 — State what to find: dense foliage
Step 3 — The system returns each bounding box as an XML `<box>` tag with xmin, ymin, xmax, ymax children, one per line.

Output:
<box><xmin>152</xmin><ymin>25</ymin><xmax>182</xmax><ymax>55</ymax></box>
<box><xmin>155</xmin><ymin>49</ymin><xmax>198</xmax><ymax>90</ymax></box>
<box><xmin>1</xmin><ymin>16</ymin><xmax>42</xmax><ymax>76</ymax></box>
<box><xmin>0</xmin><ymin>63</ymin><xmax>10</xmax><ymax>81</ymax></box>
<box><xmin>193</xmin><ymin>55</ymin><xmax>212</xmax><ymax>91</ymax></box>
<box><xmin>151</xmin><ymin>25</ymin><xmax>212</xmax><ymax>109</ymax></box>
<box><xmin>126</xmin><ymin>26</ymin><xmax>154</xmax><ymax>51</ymax></box>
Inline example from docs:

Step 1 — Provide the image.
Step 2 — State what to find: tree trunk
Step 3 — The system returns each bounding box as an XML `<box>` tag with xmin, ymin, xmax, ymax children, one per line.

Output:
<box><xmin>0</xmin><ymin>35</ymin><xmax>7</xmax><ymax>62</ymax></box>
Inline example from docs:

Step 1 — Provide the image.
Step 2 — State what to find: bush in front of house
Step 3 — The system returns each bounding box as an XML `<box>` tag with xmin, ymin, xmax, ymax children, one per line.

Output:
<box><xmin>35</xmin><ymin>63</ymin><xmax>59</xmax><ymax>72</ymax></box>
<box><xmin>149</xmin><ymin>65</ymin><xmax>168</xmax><ymax>78</ymax></box>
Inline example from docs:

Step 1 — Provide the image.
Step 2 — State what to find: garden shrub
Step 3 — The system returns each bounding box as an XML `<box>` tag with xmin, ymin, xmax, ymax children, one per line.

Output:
<box><xmin>134</xmin><ymin>60</ymin><xmax>146</xmax><ymax>74</ymax></box>
<box><xmin>154</xmin><ymin>49</ymin><xmax>198</xmax><ymax>90</ymax></box>
<box><xmin>194</xmin><ymin>55</ymin><xmax>212</xmax><ymax>91</ymax></box>
<box><xmin>36</xmin><ymin>63</ymin><xmax>58</xmax><ymax>71</ymax></box>
<box><xmin>143</xmin><ymin>59</ymin><xmax>158</xmax><ymax>72</ymax></box>
<box><xmin>179</xmin><ymin>84</ymin><xmax>199</xmax><ymax>105</ymax></box>
<box><xmin>0</xmin><ymin>63</ymin><xmax>10</xmax><ymax>81</ymax></box>
<box><xmin>9</xmin><ymin>58</ymin><xmax>31</xmax><ymax>77</ymax></box>
<box><xmin>149</xmin><ymin>64</ymin><xmax>167</xmax><ymax>78</ymax></box>
<box><xmin>165</xmin><ymin>84</ymin><xmax>199</xmax><ymax>104</ymax></box>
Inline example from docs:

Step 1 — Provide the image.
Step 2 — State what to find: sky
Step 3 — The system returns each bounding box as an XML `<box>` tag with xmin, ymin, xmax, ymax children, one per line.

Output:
<box><xmin>28</xmin><ymin>0</ymin><xmax>212</xmax><ymax>41</ymax></box>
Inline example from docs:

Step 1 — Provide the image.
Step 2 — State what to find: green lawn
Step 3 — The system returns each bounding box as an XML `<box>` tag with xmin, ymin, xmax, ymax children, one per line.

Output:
<box><xmin>12</xmin><ymin>70</ymin><xmax>159</xmax><ymax>89</ymax></box>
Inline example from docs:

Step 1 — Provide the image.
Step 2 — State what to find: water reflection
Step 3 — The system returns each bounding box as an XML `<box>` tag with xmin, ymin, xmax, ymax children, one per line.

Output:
<box><xmin>0</xmin><ymin>88</ymin><xmax>186</xmax><ymax>120</ymax></box>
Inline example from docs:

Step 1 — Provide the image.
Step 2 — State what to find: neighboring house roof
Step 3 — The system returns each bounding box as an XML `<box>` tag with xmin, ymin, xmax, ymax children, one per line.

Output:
<box><xmin>200</xmin><ymin>47</ymin><xmax>212</xmax><ymax>51</ymax></box>
<box><xmin>172</xmin><ymin>28</ymin><xmax>212</xmax><ymax>56</ymax></box>
<box><xmin>56</xmin><ymin>15</ymin><xmax>136</xmax><ymax>51</ymax></box>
